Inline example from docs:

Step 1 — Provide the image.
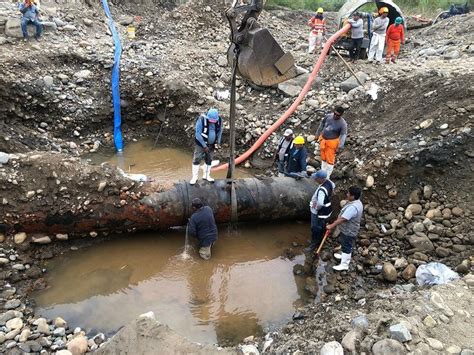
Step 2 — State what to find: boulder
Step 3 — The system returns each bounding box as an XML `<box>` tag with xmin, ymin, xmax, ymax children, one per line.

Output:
<box><xmin>408</xmin><ymin>234</ymin><xmax>434</xmax><ymax>253</ymax></box>
<box><xmin>14</xmin><ymin>232</ymin><xmax>27</xmax><ymax>244</ymax></box>
<box><xmin>67</xmin><ymin>335</ymin><xmax>88</xmax><ymax>355</ymax></box>
<box><xmin>320</xmin><ymin>341</ymin><xmax>344</xmax><ymax>355</ymax></box>
<box><xmin>401</xmin><ymin>264</ymin><xmax>417</xmax><ymax>281</ymax></box>
<box><xmin>389</xmin><ymin>323</ymin><xmax>412</xmax><ymax>343</ymax></box>
<box><xmin>278</xmin><ymin>73</ymin><xmax>310</xmax><ymax>97</ymax></box>
<box><xmin>382</xmin><ymin>263</ymin><xmax>398</xmax><ymax>282</ymax></box>
<box><xmin>406</xmin><ymin>204</ymin><xmax>423</xmax><ymax>215</ymax></box>
<box><xmin>340</xmin><ymin>71</ymin><xmax>369</xmax><ymax>92</ymax></box>
<box><xmin>342</xmin><ymin>329</ymin><xmax>363</xmax><ymax>352</ymax></box>
<box><xmin>372</xmin><ymin>339</ymin><xmax>406</xmax><ymax>355</ymax></box>
<box><xmin>5</xmin><ymin>18</ymin><xmax>57</xmax><ymax>38</ymax></box>
<box><xmin>0</xmin><ymin>152</ymin><xmax>9</xmax><ymax>164</ymax></box>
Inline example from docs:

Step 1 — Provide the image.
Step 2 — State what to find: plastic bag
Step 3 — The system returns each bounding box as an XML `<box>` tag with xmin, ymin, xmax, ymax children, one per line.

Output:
<box><xmin>415</xmin><ymin>262</ymin><xmax>459</xmax><ymax>286</ymax></box>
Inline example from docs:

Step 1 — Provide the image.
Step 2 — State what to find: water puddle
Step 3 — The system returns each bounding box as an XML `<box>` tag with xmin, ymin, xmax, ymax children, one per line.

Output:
<box><xmin>87</xmin><ymin>139</ymin><xmax>252</xmax><ymax>181</ymax></box>
<box><xmin>34</xmin><ymin>223</ymin><xmax>311</xmax><ymax>345</ymax></box>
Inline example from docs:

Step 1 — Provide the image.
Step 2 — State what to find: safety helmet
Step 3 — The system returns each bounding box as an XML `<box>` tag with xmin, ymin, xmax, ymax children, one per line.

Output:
<box><xmin>316</xmin><ymin>7</ymin><xmax>323</xmax><ymax>13</ymax></box>
<box><xmin>293</xmin><ymin>136</ymin><xmax>305</xmax><ymax>145</ymax></box>
<box><xmin>379</xmin><ymin>7</ymin><xmax>389</xmax><ymax>14</ymax></box>
<box><xmin>395</xmin><ymin>17</ymin><xmax>403</xmax><ymax>24</ymax></box>
<box><xmin>207</xmin><ymin>108</ymin><xmax>219</xmax><ymax>122</ymax></box>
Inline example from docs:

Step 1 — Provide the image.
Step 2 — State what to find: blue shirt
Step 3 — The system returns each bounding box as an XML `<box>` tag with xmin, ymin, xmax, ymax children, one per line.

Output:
<box><xmin>188</xmin><ymin>206</ymin><xmax>218</xmax><ymax>247</ymax></box>
<box><xmin>19</xmin><ymin>3</ymin><xmax>39</xmax><ymax>20</ymax></box>
<box><xmin>195</xmin><ymin>117</ymin><xmax>222</xmax><ymax>147</ymax></box>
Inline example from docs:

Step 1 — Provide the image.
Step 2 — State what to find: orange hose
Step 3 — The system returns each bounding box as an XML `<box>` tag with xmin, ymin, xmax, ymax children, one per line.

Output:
<box><xmin>213</xmin><ymin>24</ymin><xmax>351</xmax><ymax>172</ymax></box>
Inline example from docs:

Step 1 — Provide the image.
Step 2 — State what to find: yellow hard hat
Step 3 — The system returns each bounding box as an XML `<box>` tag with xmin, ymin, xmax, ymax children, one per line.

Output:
<box><xmin>293</xmin><ymin>136</ymin><xmax>305</xmax><ymax>145</ymax></box>
<box><xmin>379</xmin><ymin>7</ymin><xmax>389</xmax><ymax>14</ymax></box>
<box><xmin>317</xmin><ymin>7</ymin><xmax>324</xmax><ymax>13</ymax></box>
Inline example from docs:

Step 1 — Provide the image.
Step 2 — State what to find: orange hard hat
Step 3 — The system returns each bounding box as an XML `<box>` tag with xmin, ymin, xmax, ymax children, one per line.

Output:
<box><xmin>379</xmin><ymin>7</ymin><xmax>389</xmax><ymax>14</ymax></box>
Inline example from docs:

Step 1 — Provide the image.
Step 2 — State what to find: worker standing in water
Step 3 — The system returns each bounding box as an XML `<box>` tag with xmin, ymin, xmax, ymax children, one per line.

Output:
<box><xmin>305</xmin><ymin>170</ymin><xmax>335</xmax><ymax>253</ymax></box>
<box><xmin>188</xmin><ymin>198</ymin><xmax>218</xmax><ymax>260</ymax></box>
<box><xmin>316</xmin><ymin>106</ymin><xmax>348</xmax><ymax>178</ymax></box>
<box><xmin>307</xmin><ymin>7</ymin><xmax>326</xmax><ymax>54</ymax></box>
<box><xmin>327</xmin><ymin>186</ymin><xmax>363</xmax><ymax>271</ymax></box>
<box><xmin>274</xmin><ymin>128</ymin><xmax>294</xmax><ymax>177</ymax></box>
<box><xmin>286</xmin><ymin>136</ymin><xmax>307</xmax><ymax>178</ymax></box>
<box><xmin>190</xmin><ymin>108</ymin><xmax>222</xmax><ymax>185</ymax></box>
<box><xmin>386</xmin><ymin>17</ymin><xmax>405</xmax><ymax>64</ymax></box>
<box><xmin>368</xmin><ymin>7</ymin><xmax>390</xmax><ymax>64</ymax></box>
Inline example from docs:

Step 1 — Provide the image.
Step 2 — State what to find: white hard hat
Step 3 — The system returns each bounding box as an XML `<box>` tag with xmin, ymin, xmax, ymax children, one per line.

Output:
<box><xmin>283</xmin><ymin>129</ymin><xmax>294</xmax><ymax>137</ymax></box>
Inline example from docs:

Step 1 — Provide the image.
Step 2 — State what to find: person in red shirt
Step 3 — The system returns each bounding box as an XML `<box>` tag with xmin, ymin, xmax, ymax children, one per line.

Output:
<box><xmin>307</xmin><ymin>8</ymin><xmax>326</xmax><ymax>54</ymax></box>
<box><xmin>386</xmin><ymin>17</ymin><xmax>405</xmax><ymax>64</ymax></box>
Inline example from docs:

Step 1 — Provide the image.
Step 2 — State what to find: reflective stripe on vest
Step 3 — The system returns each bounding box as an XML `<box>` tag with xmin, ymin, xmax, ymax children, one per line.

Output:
<box><xmin>316</xmin><ymin>180</ymin><xmax>333</xmax><ymax>219</ymax></box>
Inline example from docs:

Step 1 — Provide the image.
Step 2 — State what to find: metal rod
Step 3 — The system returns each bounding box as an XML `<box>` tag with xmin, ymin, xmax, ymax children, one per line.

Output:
<box><xmin>331</xmin><ymin>44</ymin><xmax>364</xmax><ymax>87</ymax></box>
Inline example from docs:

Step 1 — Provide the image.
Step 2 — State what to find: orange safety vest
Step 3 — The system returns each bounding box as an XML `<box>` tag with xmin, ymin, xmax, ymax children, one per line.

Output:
<box><xmin>308</xmin><ymin>17</ymin><xmax>326</xmax><ymax>35</ymax></box>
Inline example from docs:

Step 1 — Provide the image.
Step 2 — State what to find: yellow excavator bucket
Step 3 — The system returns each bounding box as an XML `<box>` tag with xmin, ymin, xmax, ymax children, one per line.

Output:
<box><xmin>226</xmin><ymin>0</ymin><xmax>298</xmax><ymax>87</ymax></box>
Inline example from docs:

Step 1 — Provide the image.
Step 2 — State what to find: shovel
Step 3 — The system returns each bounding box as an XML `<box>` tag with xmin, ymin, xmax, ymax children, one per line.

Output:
<box><xmin>315</xmin><ymin>229</ymin><xmax>331</xmax><ymax>256</ymax></box>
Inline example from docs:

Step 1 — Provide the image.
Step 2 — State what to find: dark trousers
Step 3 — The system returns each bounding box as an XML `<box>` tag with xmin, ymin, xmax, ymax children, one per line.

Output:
<box><xmin>350</xmin><ymin>38</ymin><xmax>363</xmax><ymax>60</ymax></box>
<box><xmin>340</xmin><ymin>233</ymin><xmax>356</xmax><ymax>253</ymax></box>
<box><xmin>192</xmin><ymin>145</ymin><xmax>214</xmax><ymax>165</ymax></box>
<box><xmin>21</xmin><ymin>18</ymin><xmax>42</xmax><ymax>39</ymax></box>
<box><xmin>310</xmin><ymin>213</ymin><xmax>327</xmax><ymax>250</ymax></box>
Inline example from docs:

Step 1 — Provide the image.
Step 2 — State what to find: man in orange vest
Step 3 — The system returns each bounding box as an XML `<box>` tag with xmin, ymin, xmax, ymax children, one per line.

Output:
<box><xmin>307</xmin><ymin>8</ymin><xmax>326</xmax><ymax>54</ymax></box>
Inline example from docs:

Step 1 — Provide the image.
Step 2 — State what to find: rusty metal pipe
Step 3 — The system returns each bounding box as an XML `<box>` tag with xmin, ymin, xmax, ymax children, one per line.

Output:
<box><xmin>14</xmin><ymin>177</ymin><xmax>316</xmax><ymax>235</ymax></box>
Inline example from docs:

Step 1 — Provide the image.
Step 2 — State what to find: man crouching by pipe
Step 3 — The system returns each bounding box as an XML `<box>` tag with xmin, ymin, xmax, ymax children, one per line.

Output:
<box><xmin>188</xmin><ymin>198</ymin><xmax>218</xmax><ymax>260</ymax></box>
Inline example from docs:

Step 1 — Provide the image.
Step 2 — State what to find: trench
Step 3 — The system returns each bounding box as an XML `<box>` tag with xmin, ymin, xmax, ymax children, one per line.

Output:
<box><xmin>32</xmin><ymin>140</ymin><xmax>319</xmax><ymax>346</ymax></box>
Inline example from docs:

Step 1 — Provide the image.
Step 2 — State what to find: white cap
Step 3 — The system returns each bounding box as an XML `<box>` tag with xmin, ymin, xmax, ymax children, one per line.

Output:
<box><xmin>283</xmin><ymin>129</ymin><xmax>294</xmax><ymax>137</ymax></box>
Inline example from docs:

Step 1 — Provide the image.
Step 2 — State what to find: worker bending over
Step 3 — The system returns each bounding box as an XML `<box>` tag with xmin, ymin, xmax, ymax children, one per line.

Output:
<box><xmin>188</xmin><ymin>198</ymin><xmax>218</xmax><ymax>260</ymax></box>
<box><xmin>286</xmin><ymin>136</ymin><xmax>307</xmax><ymax>178</ymax></box>
<box><xmin>316</xmin><ymin>106</ymin><xmax>348</xmax><ymax>178</ymax></box>
<box><xmin>190</xmin><ymin>108</ymin><xmax>222</xmax><ymax>185</ymax></box>
<box><xmin>327</xmin><ymin>186</ymin><xmax>363</xmax><ymax>271</ymax></box>
<box><xmin>386</xmin><ymin>17</ymin><xmax>405</xmax><ymax>64</ymax></box>
<box><xmin>307</xmin><ymin>7</ymin><xmax>326</xmax><ymax>54</ymax></box>
<box><xmin>368</xmin><ymin>7</ymin><xmax>390</xmax><ymax>64</ymax></box>
<box><xmin>305</xmin><ymin>170</ymin><xmax>335</xmax><ymax>253</ymax></box>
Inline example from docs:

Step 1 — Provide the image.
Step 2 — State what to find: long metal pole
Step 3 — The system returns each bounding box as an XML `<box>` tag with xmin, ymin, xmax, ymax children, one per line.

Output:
<box><xmin>331</xmin><ymin>44</ymin><xmax>364</xmax><ymax>87</ymax></box>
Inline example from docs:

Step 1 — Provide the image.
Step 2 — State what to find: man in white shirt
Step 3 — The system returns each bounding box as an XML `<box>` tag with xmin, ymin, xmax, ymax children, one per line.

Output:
<box><xmin>327</xmin><ymin>186</ymin><xmax>363</xmax><ymax>271</ymax></box>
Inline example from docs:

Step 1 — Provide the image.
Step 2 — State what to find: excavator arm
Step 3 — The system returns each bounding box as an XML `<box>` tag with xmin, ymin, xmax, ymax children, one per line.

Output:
<box><xmin>225</xmin><ymin>0</ymin><xmax>298</xmax><ymax>87</ymax></box>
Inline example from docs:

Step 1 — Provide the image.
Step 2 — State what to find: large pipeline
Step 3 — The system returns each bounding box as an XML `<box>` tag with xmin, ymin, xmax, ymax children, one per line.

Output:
<box><xmin>15</xmin><ymin>177</ymin><xmax>316</xmax><ymax>235</ymax></box>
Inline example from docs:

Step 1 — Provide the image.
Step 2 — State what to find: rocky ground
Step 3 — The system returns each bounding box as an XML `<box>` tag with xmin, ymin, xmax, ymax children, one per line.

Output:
<box><xmin>0</xmin><ymin>0</ymin><xmax>473</xmax><ymax>354</ymax></box>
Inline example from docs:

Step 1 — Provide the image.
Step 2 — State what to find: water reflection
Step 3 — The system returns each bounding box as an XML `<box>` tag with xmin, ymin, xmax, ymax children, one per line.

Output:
<box><xmin>34</xmin><ymin>223</ymin><xmax>310</xmax><ymax>344</ymax></box>
<box><xmin>86</xmin><ymin>140</ymin><xmax>252</xmax><ymax>181</ymax></box>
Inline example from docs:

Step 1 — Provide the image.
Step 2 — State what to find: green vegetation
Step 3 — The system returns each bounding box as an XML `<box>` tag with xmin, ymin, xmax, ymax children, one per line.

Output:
<box><xmin>265</xmin><ymin>0</ymin><xmax>471</xmax><ymax>15</ymax></box>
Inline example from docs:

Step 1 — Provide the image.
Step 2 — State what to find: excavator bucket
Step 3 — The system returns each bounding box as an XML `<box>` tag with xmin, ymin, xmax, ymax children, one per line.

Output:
<box><xmin>227</xmin><ymin>27</ymin><xmax>298</xmax><ymax>87</ymax></box>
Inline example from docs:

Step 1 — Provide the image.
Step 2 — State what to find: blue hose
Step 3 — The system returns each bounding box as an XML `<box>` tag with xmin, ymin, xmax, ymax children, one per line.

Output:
<box><xmin>101</xmin><ymin>0</ymin><xmax>123</xmax><ymax>152</ymax></box>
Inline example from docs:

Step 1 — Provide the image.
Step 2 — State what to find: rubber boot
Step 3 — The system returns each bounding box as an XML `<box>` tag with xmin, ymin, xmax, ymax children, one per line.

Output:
<box><xmin>333</xmin><ymin>252</ymin><xmax>351</xmax><ymax>271</ymax></box>
<box><xmin>190</xmin><ymin>164</ymin><xmax>200</xmax><ymax>185</ymax></box>
<box><xmin>333</xmin><ymin>253</ymin><xmax>342</xmax><ymax>260</ymax></box>
<box><xmin>326</xmin><ymin>164</ymin><xmax>334</xmax><ymax>178</ymax></box>
<box><xmin>204</xmin><ymin>165</ymin><xmax>215</xmax><ymax>183</ymax></box>
<box><xmin>321</xmin><ymin>161</ymin><xmax>328</xmax><ymax>172</ymax></box>
<box><xmin>391</xmin><ymin>56</ymin><xmax>396</xmax><ymax>64</ymax></box>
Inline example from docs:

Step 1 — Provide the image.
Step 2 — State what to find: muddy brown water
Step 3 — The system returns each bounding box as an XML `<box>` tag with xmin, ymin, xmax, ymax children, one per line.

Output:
<box><xmin>34</xmin><ymin>224</ymin><xmax>312</xmax><ymax>345</ymax></box>
<box><xmin>87</xmin><ymin>139</ymin><xmax>253</xmax><ymax>181</ymax></box>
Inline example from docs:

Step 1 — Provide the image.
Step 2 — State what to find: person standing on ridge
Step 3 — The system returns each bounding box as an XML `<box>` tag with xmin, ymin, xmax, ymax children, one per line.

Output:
<box><xmin>327</xmin><ymin>186</ymin><xmax>363</xmax><ymax>271</ymax></box>
<box><xmin>315</xmin><ymin>106</ymin><xmax>348</xmax><ymax>178</ymax></box>
<box><xmin>188</xmin><ymin>198</ymin><xmax>218</xmax><ymax>260</ymax></box>
<box><xmin>305</xmin><ymin>170</ymin><xmax>335</xmax><ymax>253</ymax></box>
<box><xmin>274</xmin><ymin>128</ymin><xmax>294</xmax><ymax>177</ymax></box>
<box><xmin>190</xmin><ymin>108</ymin><xmax>222</xmax><ymax>185</ymax></box>
<box><xmin>386</xmin><ymin>17</ymin><xmax>405</xmax><ymax>64</ymax></box>
<box><xmin>348</xmin><ymin>12</ymin><xmax>364</xmax><ymax>62</ymax></box>
<box><xmin>307</xmin><ymin>7</ymin><xmax>326</xmax><ymax>54</ymax></box>
<box><xmin>286</xmin><ymin>136</ymin><xmax>307</xmax><ymax>177</ymax></box>
<box><xmin>368</xmin><ymin>7</ymin><xmax>390</xmax><ymax>64</ymax></box>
